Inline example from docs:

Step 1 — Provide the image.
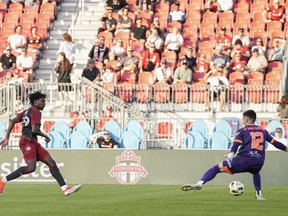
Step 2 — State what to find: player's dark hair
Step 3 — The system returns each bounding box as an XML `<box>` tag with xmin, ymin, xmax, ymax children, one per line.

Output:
<box><xmin>243</xmin><ymin>110</ymin><xmax>257</xmax><ymax>122</ymax></box>
<box><xmin>27</xmin><ymin>91</ymin><xmax>47</xmax><ymax>105</ymax></box>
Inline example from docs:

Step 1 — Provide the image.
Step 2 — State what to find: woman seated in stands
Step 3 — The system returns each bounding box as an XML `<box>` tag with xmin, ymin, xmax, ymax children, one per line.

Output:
<box><xmin>109</xmin><ymin>39</ymin><xmax>126</xmax><ymax>60</ymax></box>
<box><xmin>135</xmin><ymin>0</ymin><xmax>153</xmax><ymax>15</ymax></box>
<box><xmin>164</xmin><ymin>26</ymin><xmax>183</xmax><ymax>54</ymax></box>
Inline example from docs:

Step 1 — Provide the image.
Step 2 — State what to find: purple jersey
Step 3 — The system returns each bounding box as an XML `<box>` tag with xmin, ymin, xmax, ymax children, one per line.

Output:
<box><xmin>233</xmin><ymin>124</ymin><xmax>274</xmax><ymax>165</ymax></box>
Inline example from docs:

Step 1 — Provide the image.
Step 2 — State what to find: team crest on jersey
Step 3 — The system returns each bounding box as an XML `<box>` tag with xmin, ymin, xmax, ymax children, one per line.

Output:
<box><xmin>109</xmin><ymin>150</ymin><xmax>148</xmax><ymax>185</ymax></box>
<box><xmin>26</xmin><ymin>145</ymin><xmax>31</xmax><ymax>151</ymax></box>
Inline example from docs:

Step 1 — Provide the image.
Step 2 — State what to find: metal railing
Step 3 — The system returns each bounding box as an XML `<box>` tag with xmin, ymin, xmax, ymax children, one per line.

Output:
<box><xmin>70</xmin><ymin>0</ymin><xmax>85</xmax><ymax>38</ymax></box>
<box><xmin>0</xmin><ymin>80</ymin><xmax>282</xmax><ymax>120</ymax></box>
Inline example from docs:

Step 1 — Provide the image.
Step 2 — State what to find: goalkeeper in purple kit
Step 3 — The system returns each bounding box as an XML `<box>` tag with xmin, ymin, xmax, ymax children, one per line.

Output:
<box><xmin>181</xmin><ymin>110</ymin><xmax>288</xmax><ymax>200</ymax></box>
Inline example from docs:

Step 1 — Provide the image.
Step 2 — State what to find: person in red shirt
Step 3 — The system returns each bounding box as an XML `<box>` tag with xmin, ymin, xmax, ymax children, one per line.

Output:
<box><xmin>27</xmin><ymin>26</ymin><xmax>43</xmax><ymax>54</ymax></box>
<box><xmin>0</xmin><ymin>91</ymin><xmax>81</xmax><ymax>197</ymax></box>
<box><xmin>214</xmin><ymin>26</ymin><xmax>232</xmax><ymax>51</ymax></box>
<box><xmin>140</xmin><ymin>43</ymin><xmax>160</xmax><ymax>72</ymax></box>
<box><xmin>231</xmin><ymin>39</ymin><xmax>250</xmax><ymax>63</ymax></box>
<box><xmin>97</xmin><ymin>105</ymin><xmax>114</xmax><ymax>131</ymax></box>
<box><xmin>230</xmin><ymin>53</ymin><xmax>246</xmax><ymax>73</ymax></box>
<box><xmin>264</xmin><ymin>0</ymin><xmax>286</xmax><ymax>23</ymax></box>
<box><xmin>195</xmin><ymin>53</ymin><xmax>210</xmax><ymax>74</ymax></box>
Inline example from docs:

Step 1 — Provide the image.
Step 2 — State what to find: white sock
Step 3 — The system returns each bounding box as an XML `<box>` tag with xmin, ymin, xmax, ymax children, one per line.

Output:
<box><xmin>1</xmin><ymin>177</ymin><xmax>7</xmax><ymax>183</ymax></box>
<box><xmin>61</xmin><ymin>185</ymin><xmax>68</xmax><ymax>191</ymax></box>
<box><xmin>196</xmin><ymin>180</ymin><xmax>204</xmax><ymax>186</ymax></box>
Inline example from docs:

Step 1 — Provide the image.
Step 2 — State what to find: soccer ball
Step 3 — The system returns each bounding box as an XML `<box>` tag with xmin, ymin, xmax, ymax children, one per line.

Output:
<box><xmin>229</xmin><ymin>181</ymin><xmax>244</xmax><ymax>196</ymax></box>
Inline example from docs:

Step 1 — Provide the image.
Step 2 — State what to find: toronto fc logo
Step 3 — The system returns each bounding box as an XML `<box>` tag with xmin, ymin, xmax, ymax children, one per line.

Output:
<box><xmin>109</xmin><ymin>150</ymin><xmax>148</xmax><ymax>185</ymax></box>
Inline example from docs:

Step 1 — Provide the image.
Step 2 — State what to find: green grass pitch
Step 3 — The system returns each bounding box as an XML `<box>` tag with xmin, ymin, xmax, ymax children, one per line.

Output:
<box><xmin>0</xmin><ymin>184</ymin><xmax>288</xmax><ymax>216</ymax></box>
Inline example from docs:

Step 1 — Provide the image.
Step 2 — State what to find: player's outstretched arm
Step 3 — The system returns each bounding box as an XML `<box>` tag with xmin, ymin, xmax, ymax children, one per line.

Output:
<box><xmin>0</xmin><ymin>116</ymin><xmax>21</xmax><ymax>148</ymax></box>
<box><xmin>272</xmin><ymin>139</ymin><xmax>288</xmax><ymax>152</ymax></box>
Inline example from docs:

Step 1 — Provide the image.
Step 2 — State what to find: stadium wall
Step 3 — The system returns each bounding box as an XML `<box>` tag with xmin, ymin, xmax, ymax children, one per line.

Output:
<box><xmin>0</xmin><ymin>150</ymin><xmax>287</xmax><ymax>186</ymax></box>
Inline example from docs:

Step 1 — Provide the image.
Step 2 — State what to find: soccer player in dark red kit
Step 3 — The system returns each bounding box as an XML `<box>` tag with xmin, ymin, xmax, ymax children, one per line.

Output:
<box><xmin>0</xmin><ymin>91</ymin><xmax>81</xmax><ymax>196</ymax></box>
<box><xmin>181</xmin><ymin>110</ymin><xmax>288</xmax><ymax>200</ymax></box>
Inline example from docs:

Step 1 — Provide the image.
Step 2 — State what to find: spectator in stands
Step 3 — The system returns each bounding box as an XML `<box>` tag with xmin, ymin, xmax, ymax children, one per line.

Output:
<box><xmin>232</xmin><ymin>27</ymin><xmax>250</xmax><ymax>47</ymax></box>
<box><xmin>130</xmin><ymin>18</ymin><xmax>148</xmax><ymax>43</ymax></box>
<box><xmin>16</xmin><ymin>49</ymin><xmax>34</xmax><ymax>83</ymax></box>
<box><xmin>145</xmin><ymin>28</ymin><xmax>163</xmax><ymax>50</ymax></box>
<box><xmin>244</xmin><ymin>48</ymin><xmax>268</xmax><ymax>78</ymax></box>
<box><xmin>267</xmin><ymin>38</ymin><xmax>286</xmax><ymax>62</ymax></box>
<box><xmin>210</xmin><ymin>45</ymin><xmax>231</xmax><ymax>77</ymax></box>
<box><xmin>150</xmin><ymin>18</ymin><xmax>165</xmax><ymax>37</ymax></box>
<box><xmin>81</xmin><ymin>59</ymin><xmax>101</xmax><ymax>83</ymax></box>
<box><xmin>54</xmin><ymin>52</ymin><xmax>72</xmax><ymax>108</ymax></box>
<box><xmin>135</xmin><ymin>0</ymin><xmax>153</xmax><ymax>15</ymax></box>
<box><xmin>277</xmin><ymin>95</ymin><xmax>288</xmax><ymax>118</ymax></box>
<box><xmin>98</xmin><ymin>8</ymin><xmax>117</xmax><ymax>35</ymax></box>
<box><xmin>230</xmin><ymin>53</ymin><xmax>245</xmax><ymax>74</ymax></box>
<box><xmin>7</xmin><ymin>25</ymin><xmax>27</xmax><ymax>54</ymax></box>
<box><xmin>97</xmin><ymin>105</ymin><xmax>114</xmax><ymax>131</ymax></box>
<box><xmin>101</xmin><ymin>66</ymin><xmax>115</xmax><ymax>84</ymax></box>
<box><xmin>27</xmin><ymin>26</ymin><xmax>43</xmax><ymax>55</ymax></box>
<box><xmin>57</xmin><ymin>33</ymin><xmax>75</xmax><ymax>67</ymax></box>
<box><xmin>117</xmin><ymin>46</ymin><xmax>139</xmax><ymax>75</ymax></box>
<box><xmin>109</xmin><ymin>38</ymin><xmax>126</xmax><ymax>60</ymax></box>
<box><xmin>183</xmin><ymin>47</ymin><xmax>196</xmax><ymax>71</ymax></box>
<box><xmin>267</xmin><ymin>128</ymin><xmax>287</xmax><ymax>150</ymax></box>
<box><xmin>153</xmin><ymin>58</ymin><xmax>172</xmax><ymax>84</ymax></box>
<box><xmin>105</xmin><ymin>0</ymin><xmax>128</xmax><ymax>14</ymax></box>
<box><xmin>214</xmin><ymin>27</ymin><xmax>232</xmax><ymax>51</ymax></box>
<box><xmin>140</xmin><ymin>43</ymin><xmax>160</xmax><ymax>72</ymax></box>
<box><xmin>25</xmin><ymin>0</ymin><xmax>39</xmax><ymax>7</ymax></box>
<box><xmin>90</xmin><ymin>130</ymin><xmax>118</xmax><ymax>148</ymax></box>
<box><xmin>115</xmin><ymin>7</ymin><xmax>133</xmax><ymax>34</ymax></box>
<box><xmin>168</xmin><ymin>1</ymin><xmax>185</xmax><ymax>23</ymax></box>
<box><xmin>0</xmin><ymin>47</ymin><xmax>16</xmax><ymax>76</ymax></box>
<box><xmin>203</xmin><ymin>0</ymin><xmax>220</xmax><ymax>13</ymax></box>
<box><xmin>204</xmin><ymin>68</ymin><xmax>229</xmax><ymax>111</ymax></box>
<box><xmin>231</xmin><ymin>39</ymin><xmax>250</xmax><ymax>63</ymax></box>
<box><xmin>263</xmin><ymin>0</ymin><xmax>286</xmax><ymax>23</ymax></box>
<box><xmin>173</xmin><ymin>58</ymin><xmax>192</xmax><ymax>84</ymax></box>
<box><xmin>195</xmin><ymin>53</ymin><xmax>210</xmax><ymax>74</ymax></box>
<box><xmin>88</xmin><ymin>37</ymin><xmax>109</xmax><ymax>63</ymax></box>
<box><xmin>251</xmin><ymin>38</ymin><xmax>266</xmax><ymax>56</ymax></box>
<box><xmin>164</xmin><ymin>27</ymin><xmax>183</xmax><ymax>53</ymax></box>
<box><xmin>217</xmin><ymin>0</ymin><xmax>233</xmax><ymax>12</ymax></box>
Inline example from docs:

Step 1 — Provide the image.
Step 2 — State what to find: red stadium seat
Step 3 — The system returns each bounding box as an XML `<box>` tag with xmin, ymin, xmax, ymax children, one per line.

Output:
<box><xmin>155</xmin><ymin>122</ymin><xmax>173</xmax><ymax>139</ymax></box>
<box><xmin>117</xmin><ymin>83</ymin><xmax>134</xmax><ymax>103</ymax></box>
<box><xmin>229</xmin><ymin>72</ymin><xmax>245</xmax><ymax>85</ymax></box>
<box><xmin>247</xmin><ymin>81</ymin><xmax>263</xmax><ymax>103</ymax></box>
<box><xmin>172</xmin><ymin>83</ymin><xmax>188</xmax><ymax>103</ymax></box>
<box><xmin>265</xmin><ymin>80</ymin><xmax>280</xmax><ymax>103</ymax></box>
<box><xmin>229</xmin><ymin>83</ymin><xmax>244</xmax><ymax>103</ymax></box>
<box><xmin>190</xmin><ymin>81</ymin><xmax>207</xmax><ymax>103</ymax></box>
<box><xmin>154</xmin><ymin>83</ymin><xmax>170</xmax><ymax>103</ymax></box>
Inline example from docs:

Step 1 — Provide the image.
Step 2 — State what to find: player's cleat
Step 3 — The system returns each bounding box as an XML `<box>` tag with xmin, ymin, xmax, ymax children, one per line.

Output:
<box><xmin>0</xmin><ymin>178</ymin><xmax>5</xmax><ymax>196</ymax></box>
<box><xmin>63</xmin><ymin>184</ymin><xmax>82</xmax><ymax>196</ymax></box>
<box><xmin>181</xmin><ymin>184</ymin><xmax>202</xmax><ymax>191</ymax></box>
<box><xmin>256</xmin><ymin>196</ymin><xmax>266</xmax><ymax>201</ymax></box>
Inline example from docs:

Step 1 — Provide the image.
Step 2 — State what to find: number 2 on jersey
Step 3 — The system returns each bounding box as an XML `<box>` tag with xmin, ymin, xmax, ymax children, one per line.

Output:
<box><xmin>250</xmin><ymin>132</ymin><xmax>264</xmax><ymax>151</ymax></box>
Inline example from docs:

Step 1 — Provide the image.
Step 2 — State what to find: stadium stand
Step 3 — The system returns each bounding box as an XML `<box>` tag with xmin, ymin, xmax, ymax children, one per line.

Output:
<box><xmin>68</xmin><ymin>130</ymin><xmax>88</xmax><ymax>148</ymax></box>
<box><xmin>47</xmin><ymin>130</ymin><xmax>66</xmax><ymax>148</ymax></box>
<box><xmin>119</xmin><ymin>130</ymin><xmax>140</xmax><ymax>149</ymax></box>
<box><xmin>0</xmin><ymin>0</ymin><xmax>288</xmax><ymax>150</ymax></box>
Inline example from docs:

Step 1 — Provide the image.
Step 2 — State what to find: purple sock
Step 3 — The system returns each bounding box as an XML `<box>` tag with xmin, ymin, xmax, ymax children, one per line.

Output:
<box><xmin>200</xmin><ymin>164</ymin><xmax>220</xmax><ymax>184</ymax></box>
<box><xmin>253</xmin><ymin>172</ymin><xmax>261</xmax><ymax>195</ymax></box>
